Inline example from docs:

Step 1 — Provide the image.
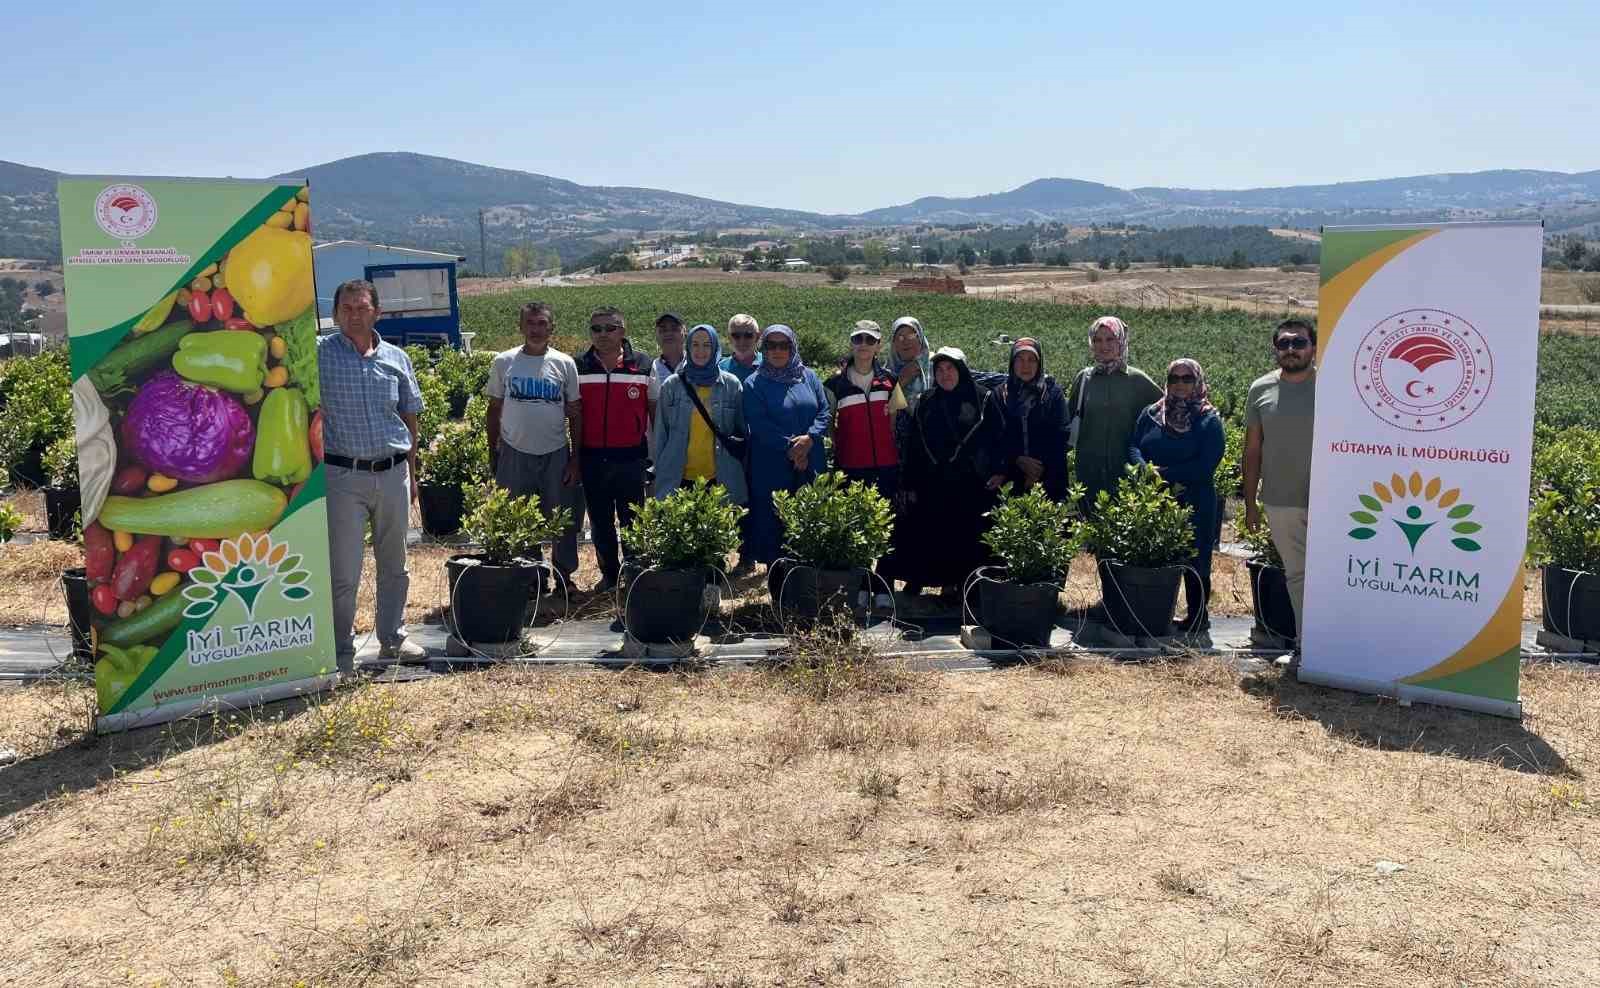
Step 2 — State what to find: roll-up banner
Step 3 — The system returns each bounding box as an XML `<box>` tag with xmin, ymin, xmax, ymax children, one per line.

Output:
<box><xmin>1302</xmin><ymin>221</ymin><xmax>1542</xmax><ymax>718</ymax></box>
<box><xmin>57</xmin><ymin>176</ymin><xmax>336</xmax><ymax>733</ymax></box>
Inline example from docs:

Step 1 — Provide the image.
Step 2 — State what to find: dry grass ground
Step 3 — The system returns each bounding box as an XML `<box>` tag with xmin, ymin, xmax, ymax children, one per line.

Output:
<box><xmin>1</xmin><ymin>650</ymin><xmax>1595</xmax><ymax>987</ymax></box>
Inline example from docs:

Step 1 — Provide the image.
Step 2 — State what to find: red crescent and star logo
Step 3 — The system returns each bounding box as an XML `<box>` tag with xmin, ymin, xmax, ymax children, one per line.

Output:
<box><xmin>1353</xmin><ymin>308</ymin><xmax>1492</xmax><ymax>433</ymax></box>
<box><xmin>93</xmin><ymin>184</ymin><xmax>158</xmax><ymax>242</ymax></box>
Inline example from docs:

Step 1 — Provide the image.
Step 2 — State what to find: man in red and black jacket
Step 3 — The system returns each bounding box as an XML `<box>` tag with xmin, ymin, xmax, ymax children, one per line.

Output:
<box><xmin>577</xmin><ymin>306</ymin><xmax>658</xmax><ymax>593</ymax></box>
<box><xmin>823</xmin><ymin>320</ymin><xmax>900</xmax><ymax>500</ymax></box>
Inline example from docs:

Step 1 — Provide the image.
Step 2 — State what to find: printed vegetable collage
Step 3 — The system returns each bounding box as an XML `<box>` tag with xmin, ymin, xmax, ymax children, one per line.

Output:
<box><xmin>80</xmin><ymin>186</ymin><xmax>320</xmax><ymax>706</ymax></box>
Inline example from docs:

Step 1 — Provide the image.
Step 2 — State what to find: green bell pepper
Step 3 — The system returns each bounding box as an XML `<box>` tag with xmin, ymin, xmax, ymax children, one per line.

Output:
<box><xmin>253</xmin><ymin>387</ymin><xmax>312</xmax><ymax>485</ymax></box>
<box><xmin>95</xmin><ymin>642</ymin><xmax>159</xmax><ymax>712</ymax></box>
<box><xmin>172</xmin><ymin>330</ymin><xmax>266</xmax><ymax>394</ymax></box>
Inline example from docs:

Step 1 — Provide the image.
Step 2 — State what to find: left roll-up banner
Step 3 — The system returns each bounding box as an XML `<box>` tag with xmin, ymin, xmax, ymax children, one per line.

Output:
<box><xmin>58</xmin><ymin>176</ymin><xmax>337</xmax><ymax>734</ymax></box>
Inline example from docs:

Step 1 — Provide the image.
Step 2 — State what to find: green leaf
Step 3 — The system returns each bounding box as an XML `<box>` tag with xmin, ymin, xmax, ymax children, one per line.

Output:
<box><xmin>1348</xmin><ymin>528</ymin><xmax>1376</xmax><ymax>540</ymax></box>
<box><xmin>190</xmin><ymin>569</ymin><xmax>219</xmax><ymax>586</ymax></box>
<box><xmin>1451</xmin><ymin>521</ymin><xmax>1482</xmax><ymax>534</ymax></box>
<box><xmin>282</xmin><ymin>586</ymin><xmax>311</xmax><ymax>600</ymax></box>
<box><xmin>1358</xmin><ymin>494</ymin><xmax>1382</xmax><ymax>512</ymax></box>
<box><xmin>1447</xmin><ymin>504</ymin><xmax>1475</xmax><ymax>519</ymax></box>
<box><xmin>1349</xmin><ymin>511</ymin><xmax>1378</xmax><ymax>524</ymax></box>
<box><xmin>1451</xmin><ymin>537</ymin><xmax>1482</xmax><ymax>552</ymax></box>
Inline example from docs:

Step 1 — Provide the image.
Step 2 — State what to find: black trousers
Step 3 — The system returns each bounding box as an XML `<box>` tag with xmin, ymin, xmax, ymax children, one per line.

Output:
<box><xmin>581</xmin><ymin>457</ymin><xmax>645</xmax><ymax>583</ymax></box>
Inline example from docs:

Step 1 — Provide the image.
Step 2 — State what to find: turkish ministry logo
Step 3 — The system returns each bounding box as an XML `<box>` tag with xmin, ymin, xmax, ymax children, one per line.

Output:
<box><xmin>1354</xmin><ymin>309</ymin><xmax>1492</xmax><ymax>432</ymax></box>
<box><xmin>93</xmin><ymin>184</ymin><xmax>158</xmax><ymax>242</ymax></box>
<box><xmin>181</xmin><ymin>533</ymin><xmax>313</xmax><ymax>621</ymax></box>
<box><xmin>1347</xmin><ymin>472</ymin><xmax>1482</xmax><ymax>554</ymax></box>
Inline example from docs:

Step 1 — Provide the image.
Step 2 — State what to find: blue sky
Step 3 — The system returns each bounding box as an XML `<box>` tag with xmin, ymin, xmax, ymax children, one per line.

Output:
<box><xmin>7</xmin><ymin>0</ymin><xmax>1597</xmax><ymax>214</ymax></box>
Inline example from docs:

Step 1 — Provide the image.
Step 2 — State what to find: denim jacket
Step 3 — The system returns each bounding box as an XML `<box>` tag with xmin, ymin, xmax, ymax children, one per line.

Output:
<box><xmin>652</xmin><ymin>370</ymin><xmax>749</xmax><ymax>504</ymax></box>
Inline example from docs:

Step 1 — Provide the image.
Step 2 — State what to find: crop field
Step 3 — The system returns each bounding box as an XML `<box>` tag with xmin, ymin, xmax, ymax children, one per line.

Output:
<box><xmin>461</xmin><ymin>284</ymin><xmax>1600</xmax><ymax>430</ymax></box>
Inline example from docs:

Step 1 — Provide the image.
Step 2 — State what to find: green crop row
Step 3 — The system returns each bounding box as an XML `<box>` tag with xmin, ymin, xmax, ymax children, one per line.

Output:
<box><xmin>461</xmin><ymin>283</ymin><xmax>1600</xmax><ymax>431</ymax></box>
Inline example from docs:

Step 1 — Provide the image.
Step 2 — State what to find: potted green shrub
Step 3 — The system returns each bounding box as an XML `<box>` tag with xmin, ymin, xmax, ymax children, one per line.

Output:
<box><xmin>434</xmin><ymin>348</ymin><xmax>493</xmax><ymax>419</ymax></box>
<box><xmin>771</xmin><ymin>472</ymin><xmax>893</xmax><ymax>623</ymax></box>
<box><xmin>0</xmin><ymin>350</ymin><xmax>73</xmax><ymax>488</ymax></box>
<box><xmin>1241</xmin><ymin>517</ymin><xmax>1296</xmax><ymax>644</ymax></box>
<box><xmin>1212</xmin><ymin>422</ymin><xmax>1245</xmax><ymax>549</ymax></box>
<box><xmin>446</xmin><ymin>484</ymin><xmax>570</xmax><ymax>644</ymax></box>
<box><xmin>1080</xmin><ymin>462</ymin><xmax>1195</xmax><ymax>638</ymax></box>
<box><xmin>619</xmin><ymin>478</ymin><xmax>746</xmax><ymax>643</ymax></box>
<box><xmin>418</xmin><ymin>421</ymin><xmax>488</xmax><ymax>537</ymax></box>
<box><xmin>40</xmin><ymin>433</ymin><xmax>81</xmax><ymax>540</ymax></box>
<box><xmin>1530</xmin><ymin>486</ymin><xmax>1600</xmax><ymax>642</ymax></box>
<box><xmin>977</xmin><ymin>484</ymin><xmax>1081</xmax><ymax>648</ymax></box>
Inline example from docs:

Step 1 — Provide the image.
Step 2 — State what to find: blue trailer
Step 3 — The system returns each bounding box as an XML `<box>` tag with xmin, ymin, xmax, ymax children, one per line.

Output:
<box><xmin>312</xmin><ymin>241</ymin><xmax>469</xmax><ymax>349</ymax></box>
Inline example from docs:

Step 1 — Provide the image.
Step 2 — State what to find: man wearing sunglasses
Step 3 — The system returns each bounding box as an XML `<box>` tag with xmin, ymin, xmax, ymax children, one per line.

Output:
<box><xmin>1243</xmin><ymin>318</ymin><xmax>1318</xmax><ymax>646</ymax></box>
<box><xmin>575</xmin><ymin>306</ymin><xmax>658</xmax><ymax>593</ymax></box>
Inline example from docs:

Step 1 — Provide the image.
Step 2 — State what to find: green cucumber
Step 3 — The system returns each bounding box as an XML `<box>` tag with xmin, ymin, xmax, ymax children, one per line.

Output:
<box><xmin>87</xmin><ymin>319</ymin><xmax>196</xmax><ymax>394</ymax></box>
<box><xmin>98</xmin><ymin>479</ymin><xmax>287</xmax><ymax>538</ymax></box>
<box><xmin>101</xmin><ymin>590</ymin><xmax>187</xmax><ymax>648</ymax></box>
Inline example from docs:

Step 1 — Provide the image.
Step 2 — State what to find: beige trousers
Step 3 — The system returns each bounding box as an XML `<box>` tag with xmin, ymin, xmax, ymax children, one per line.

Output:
<box><xmin>1265</xmin><ymin>505</ymin><xmax>1309</xmax><ymax>640</ymax></box>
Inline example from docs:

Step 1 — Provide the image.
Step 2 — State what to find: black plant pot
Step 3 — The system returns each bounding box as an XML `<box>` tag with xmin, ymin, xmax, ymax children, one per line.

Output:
<box><xmin>1096</xmin><ymin>559</ymin><xmax>1182</xmax><ymax>638</ymax></box>
<box><xmin>445</xmin><ymin>554</ymin><xmax>538</xmax><ymax>643</ymax></box>
<box><xmin>418</xmin><ymin>483</ymin><xmax>466</xmax><ymax>537</ymax></box>
<box><xmin>979</xmin><ymin>573</ymin><xmax>1061</xmax><ymax>648</ymax></box>
<box><xmin>61</xmin><ymin>566</ymin><xmax>94</xmax><ymax>664</ymax></box>
<box><xmin>1246</xmin><ymin>558</ymin><xmax>1298</xmax><ymax>643</ymax></box>
<box><xmin>621</xmin><ymin>565</ymin><xmax>708</xmax><ymax>643</ymax></box>
<box><xmin>43</xmin><ymin>485</ymin><xmax>80</xmax><ymax>540</ymax></box>
<box><xmin>8</xmin><ymin>442</ymin><xmax>45</xmax><ymax>488</ymax></box>
<box><xmin>771</xmin><ymin>562</ymin><xmax>868</xmax><ymax>624</ymax></box>
<box><xmin>1542</xmin><ymin>566</ymin><xmax>1600</xmax><ymax>641</ymax></box>
<box><xmin>448</xmin><ymin>393</ymin><xmax>469</xmax><ymax>419</ymax></box>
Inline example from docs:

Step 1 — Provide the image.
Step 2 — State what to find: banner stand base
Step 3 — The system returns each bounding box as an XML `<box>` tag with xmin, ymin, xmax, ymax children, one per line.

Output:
<box><xmin>1298</xmin><ymin>665</ymin><xmax>1522</xmax><ymax>720</ymax></box>
<box><xmin>95</xmin><ymin>674</ymin><xmax>339</xmax><ymax>735</ymax></box>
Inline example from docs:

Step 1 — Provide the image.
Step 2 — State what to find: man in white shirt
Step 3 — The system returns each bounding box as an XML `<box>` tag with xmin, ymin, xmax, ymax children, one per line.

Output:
<box><xmin>485</xmin><ymin>301</ymin><xmax>583</xmax><ymax>586</ymax></box>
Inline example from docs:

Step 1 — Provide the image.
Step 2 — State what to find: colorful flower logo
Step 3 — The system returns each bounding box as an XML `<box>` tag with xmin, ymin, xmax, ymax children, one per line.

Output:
<box><xmin>1348</xmin><ymin>471</ymin><xmax>1482</xmax><ymax>553</ymax></box>
<box><xmin>180</xmin><ymin>532</ymin><xmax>313</xmax><ymax>621</ymax></box>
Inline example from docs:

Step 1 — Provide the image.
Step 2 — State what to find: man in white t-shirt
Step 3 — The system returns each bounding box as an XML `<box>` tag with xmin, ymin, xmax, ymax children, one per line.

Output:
<box><xmin>486</xmin><ymin>301</ymin><xmax>583</xmax><ymax>586</ymax></box>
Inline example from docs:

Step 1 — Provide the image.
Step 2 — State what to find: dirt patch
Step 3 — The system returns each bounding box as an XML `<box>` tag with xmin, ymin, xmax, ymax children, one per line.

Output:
<box><xmin>1</xmin><ymin>659</ymin><xmax>1594</xmax><ymax>986</ymax></box>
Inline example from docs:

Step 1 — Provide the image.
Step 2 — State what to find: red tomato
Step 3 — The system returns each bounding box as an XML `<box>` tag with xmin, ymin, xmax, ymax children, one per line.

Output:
<box><xmin>91</xmin><ymin>584</ymin><xmax>119</xmax><ymax>616</ymax></box>
<box><xmin>112</xmin><ymin>464</ymin><xmax>148</xmax><ymax>496</ymax></box>
<box><xmin>188</xmin><ymin>290</ymin><xmax>212</xmax><ymax>324</ymax></box>
<box><xmin>224</xmin><ymin>317</ymin><xmax>255</xmax><ymax>331</ymax></box>
<box><xmin>211</xmin><ymin>287</ymin><xmax>235</xmax><ymax>321</ymax></box>
<box><xmin>166</xmin><ymin>548</ymin><xmax>200</xmax><ymax>574</ymax></box>
<box><xmin>189</xmin><ymin>538</ymin><xmax>221</xmax><ymax>555</ymax></box>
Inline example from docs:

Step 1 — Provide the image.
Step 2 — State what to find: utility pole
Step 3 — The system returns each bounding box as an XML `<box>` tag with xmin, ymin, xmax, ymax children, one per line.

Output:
<box><xmin>478</xmin><ymin>209</ymin><xmax>488</xmax><ymax>276</ymax></box>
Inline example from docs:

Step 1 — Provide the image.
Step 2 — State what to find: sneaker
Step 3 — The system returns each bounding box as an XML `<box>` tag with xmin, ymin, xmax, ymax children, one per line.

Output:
<box><xmin>592</xmin><ymin>577</ymin><xmax>618</xmax><ymax>595</ymax></box>
<box><xmin>378</xmin><ymin>637</ymin><xmax>429</xmax><ymax>663</ymax></box>
<box><xmin>729</xmin><ymin>559</ymin><xmax>756</xmax><ymax>579</ymax></box>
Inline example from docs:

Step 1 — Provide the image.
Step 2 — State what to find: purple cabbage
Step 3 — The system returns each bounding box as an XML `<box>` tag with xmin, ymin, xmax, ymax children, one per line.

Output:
<box><xmin>121</xmin><ymin>370</ymin><xmax>254</xmax><ymax>483</ymax></box>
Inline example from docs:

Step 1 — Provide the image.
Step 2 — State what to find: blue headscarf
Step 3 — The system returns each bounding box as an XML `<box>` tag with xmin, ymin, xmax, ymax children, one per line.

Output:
<box><xmin>756</xmin><ymin>324</ymin><xmax>805</xmax><ymax>385</ymax></box>
<box><xmin>889</xmin><ymin>316</ymin><xmax>932</xmax><ymax>399</ymax></box>
<box><xmin>683</xmin><ymin>324</ymin><xmax>723</xmax><ymax>386</ymax></box>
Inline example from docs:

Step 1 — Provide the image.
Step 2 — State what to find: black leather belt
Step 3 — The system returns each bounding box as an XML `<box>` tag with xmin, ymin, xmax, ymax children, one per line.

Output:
<box><xmin>325</xmin><ymin>451</ymin><xmax>407</xmax><ymax>472</ymax></box>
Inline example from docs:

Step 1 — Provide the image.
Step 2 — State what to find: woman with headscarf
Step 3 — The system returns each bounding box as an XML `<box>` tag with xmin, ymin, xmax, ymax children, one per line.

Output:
<box><xmin>879</xmin><ymin>346</ymin><xmax>1003</xmax><ymax>600</ymax></box>
<box><xmin>1127</xmin><ymin>358</ymin><xmax>1225</xmax><ymax>633</ymax></box>
<box><xmin>887</xmin><ymin>316</ymin><xmax>932</xmax><ymax>412</ymax></box>
<box><xmin>653</xmin><ymin>324</ymin><xmax>748</xmax><ymax>504</ymax></box>
<box><xmin>1066</xmin><ymin>315</ymin><xmax>1164</xmax><ymax>513</ymax></box>
<box><xmin>984</xmin><ymin>337</ymin><xmax>1069</xmax><ymax>501</ymax></box>
<box><xmin>742</xmin><ymin>324</ymin><xmax>830</xmax><ymax>565</ymax></box>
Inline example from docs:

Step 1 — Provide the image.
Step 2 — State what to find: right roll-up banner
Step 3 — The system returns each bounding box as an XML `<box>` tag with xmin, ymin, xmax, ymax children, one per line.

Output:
<box><xmin>1302</xmin><ymin>221</ymin><xmax>1543</xmax><ymax>718</ymax></box>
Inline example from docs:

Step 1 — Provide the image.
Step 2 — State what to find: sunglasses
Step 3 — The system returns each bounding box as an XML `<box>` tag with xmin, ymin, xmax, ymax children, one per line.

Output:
<box><xmin>1274</xmin><ymin>337</ymin><xmax>1311</xmax><ymax>351</ymax></box>
<box><xmin>763</xmin><ymin>341</ymin><xmax>793</xmax><ymax>351</ymax></box>
<box><xmin>850</xmin><ymin>334</ymin><xmax>879</xmax><ymax>345</ymax></box>
<box><xmin>589</xmin><ymin>324</ymin><xmax>621</xmax><ymax>334</ymax></box>
<box><xmin>1168</xmin><ymin>373</ymin><xmax>1197</xmax><ymax>384</ymax></box>
<box><xmin>730</xmin><ymin>331</ymin><xmax>756</xmax><ymax>340</ymax></box>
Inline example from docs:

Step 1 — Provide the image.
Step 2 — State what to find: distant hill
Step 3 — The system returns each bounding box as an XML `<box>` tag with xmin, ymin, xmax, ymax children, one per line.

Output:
<box><xmin>2</xmin><ymin>154</ymin><xmax>1596</xmax><ymax>268</ymax></box>
<box><xmin>859</xmin><ymin>178</ymin><xmax>1139</xmax><ymax>224</ymax></box>
<box><xmin>267</xmin><ymin>152</ymin><xmax>836</xmax><ymax>266</ymax></box>
<box><xmin>0</xmin><ymin>160</ymin><xmax>65</xmax><ymax>262</ymax></box>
